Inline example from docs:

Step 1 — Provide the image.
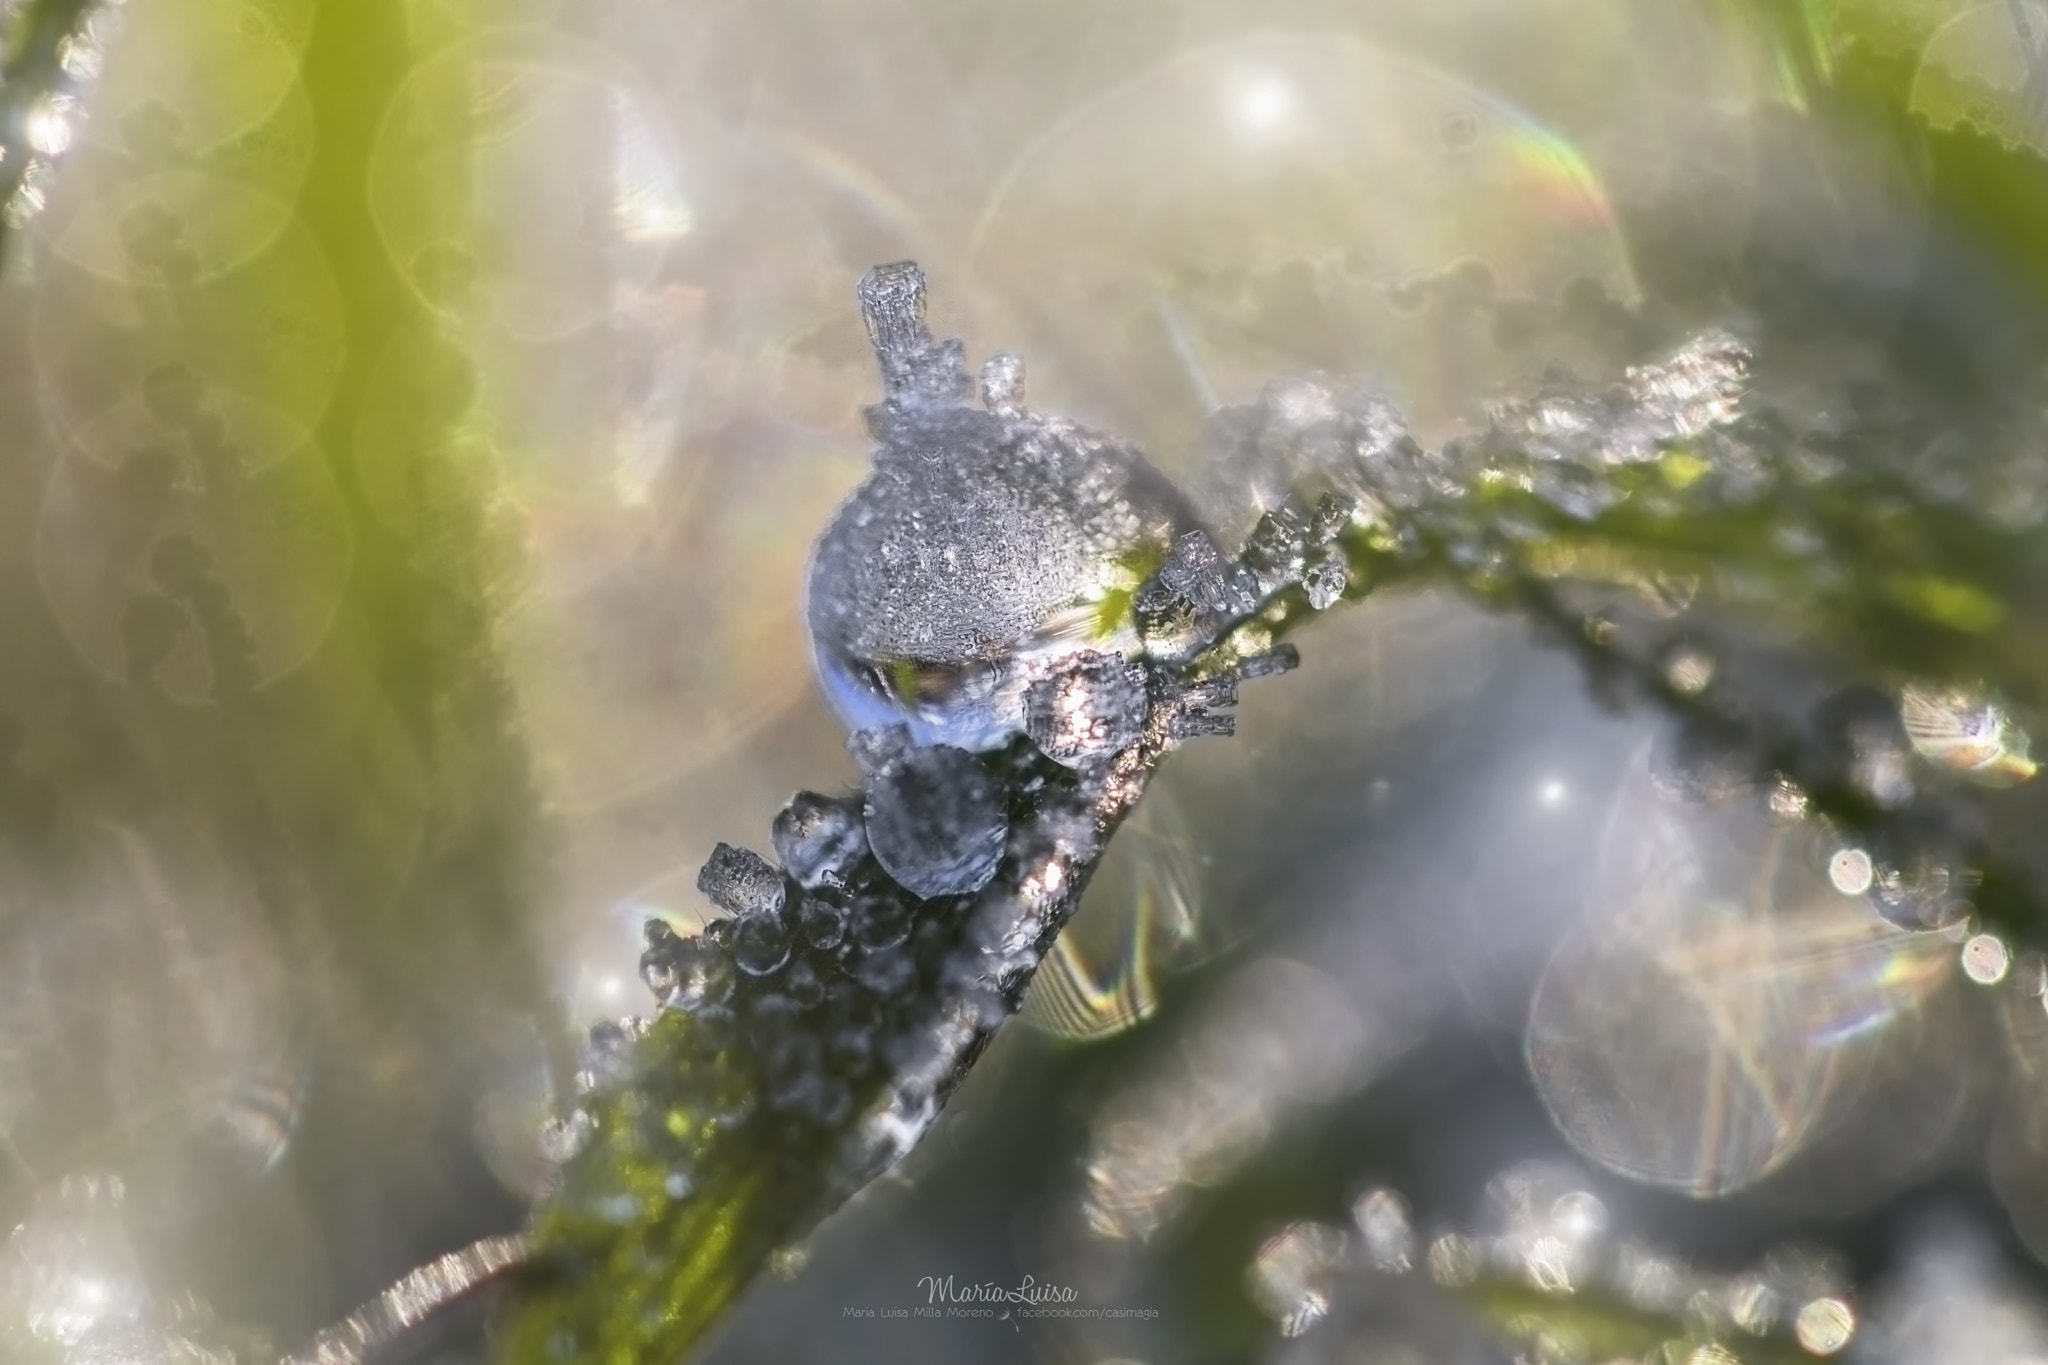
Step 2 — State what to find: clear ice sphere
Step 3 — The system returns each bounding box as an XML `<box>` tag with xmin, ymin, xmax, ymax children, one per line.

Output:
<box><xmin>863</xmin><ymin>743</ymin><xmax>1009</xmax><ymax>899</ymax></box>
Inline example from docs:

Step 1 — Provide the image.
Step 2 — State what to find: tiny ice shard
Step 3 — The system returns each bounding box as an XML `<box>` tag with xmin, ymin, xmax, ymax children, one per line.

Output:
<box><xmin>1302</xmin><ymin>549</ymin><xmax>1347</xmax><ymax>609</ymax></box>
<box><xmin>979</xmin><ymin>351</ymin><xmax>1026</xmax><ymax>417</ymax></box>
<box><xmin>1023</xmin><ymin>650</ymin><xmax>1149</xmax><ymax>766</ymax></box>
<box><xmin>1154</xmin><ymin>529</ymin><xmax>1259</xmax><ymax>616</ymax></box>
<box><xmin>806</xmin><ymin>261</ymin><xmax>1208</xmax><ymax>752</ymax></box>
<box><xmin>772</xmin><ymin>791</ymin><xmax>869</xmax><ymax>887</ymax></box>
<box><xmin>696</xmin><ymin>843</ymin><xmax>787</xmax><ymax>920</ymax></box>
<box><xmin>863</xmin><ymin>743</ymin><xmax>1009</xmax><ymax>898</ymax></box>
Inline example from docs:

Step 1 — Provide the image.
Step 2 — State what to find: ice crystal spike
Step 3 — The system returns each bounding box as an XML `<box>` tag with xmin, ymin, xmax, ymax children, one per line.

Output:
<box><xmin>857</xmin><ymin>261</ymin><xmax>971</xmax><ymax>407</ymax></box>
<box><xmin>697</xmin><ymin>842</ymin><xmax>787</xmax><ymax>920</ymax></box>
<box><xmin>1158</xmin><ymin>529</ymin><xmax>1254</xmax><ymax>615</ymax></box>
<box><xmin>1304</xmin><ymin>549</ymin><xmax>1348</xmax><ymax>609</ymax></box>
<box><xmin>979</xmin><ymin>351</ymin><xmax>1026</xmax><ymax>416</ymax></box>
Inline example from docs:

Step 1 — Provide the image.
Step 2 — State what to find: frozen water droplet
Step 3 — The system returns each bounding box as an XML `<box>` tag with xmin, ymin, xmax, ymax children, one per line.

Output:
<box><xmin>697</xmin><ymin>842</ymin><xmax>787</xmax><ymax>919</ymax></box>
<box><xmin>1247</xmin><ymin>1222</ymin><xmax>1347</xmax><ymax>1338</ymax></box>
<box><xmin>1962</xmin><ymin>932</ymin><xmax>2011</xmax><ymax>985</ymax></box>
<box><xmin>1024</xmin><ymin>650</ymin><xmax>1148</xmax><ymax>766</ymax></box>
<box><xmin>1302</xmin><ymin>549</ymin><xmax>1347</xmax><ymax>609</ymax></box>
<box><xmin>1662</xmin><ymin>641</ymin><xmax>1716</xmax><ymax>695</ymax></box>
<box><xmin>662</xmin><ymin>937</ymin><xmax>735</xmax><ymax>1012</ymax></box>
<box><xmin>732</xmin><ymin>914</ymin><xmax>791</xmax><ymax>977</ymax></box>
<box><xmin>1867</xmin><ymin>854</ymin><xmax>1954</xmax><ymax>930</ymax></box>
<box><xmin>846</xmin><ymin>724</ymin><xmax>912</xmax><ymax>774</ymax></box>
<box><xmin>579</xmin><ymin>1018</ymin><xmax>641</xmax><ymax>1091</ymax></box>
<box><xmin>855</xmin><ymin>945</ymin><xmax>917</xmax><ymax>997</ymax></box>
<box><xmin>852</xmin><ymin>894</ymin><xmax>912</xmax><ymax>952</ymax></box>
<box><xmin>783</xmin><ymin>960</ymin><xmax>826</xmax><ymax>1010</ymax></box>
<box><xmin>808</xmin><ymin>264</ymin><xmax>1202</xmax><ymax>752</ymax></box>
<box><xmin>640</xmin><ymin>919</ymin><xmax>683</xmax><ymax>1000</ymax></box>
<box><xmin>1351</xmin><ymin>1188</ymin><xmax>1415</xmax><ymax>1273</ymax></box>
<box><xmin>864</xmin><ymin>744</ymin><xmax>1008</xmax><ymax>898</ymax></box>
<box><xmin>1768</xmin><ymin>774</ymin><xmax>1811</xmax><ymax>821</ymax></box>
<box><xmin>797</xmin><ymin>895</ymin><xmax>849</xmax><ymax>952</ymax></box>
<box><xmin>1829</xmin><ymin>847</ymin><xmax>1875</xmax><ymax>896</ymax></box>
<box><xmin>1794</xmin><ymin>1296</ymin><xmax>1855</xmax><ymax>1355</ymax></box>
<box><xmin>772</xmin><ymin>791</ymin><xmax>868</xmax><ymax>888</ymax></box>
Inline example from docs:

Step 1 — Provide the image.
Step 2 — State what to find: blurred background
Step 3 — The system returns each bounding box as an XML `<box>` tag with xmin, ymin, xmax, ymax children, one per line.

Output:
<box><xmin>5</xmin><ymin>0</ymin><xmax>2048</xmax><ymax>1360</ymax></box>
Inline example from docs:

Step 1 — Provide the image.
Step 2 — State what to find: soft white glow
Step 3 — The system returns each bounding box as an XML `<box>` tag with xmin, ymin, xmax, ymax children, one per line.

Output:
<box><xmin>1538</xmin><ymin>779</ymin><xmax>1567</xmax><ymax>807</ymax></box>
<box><xmin>1238</xmin><ymin>77</ymin><xmax>1294</xmax><ymax>129</ymax></box>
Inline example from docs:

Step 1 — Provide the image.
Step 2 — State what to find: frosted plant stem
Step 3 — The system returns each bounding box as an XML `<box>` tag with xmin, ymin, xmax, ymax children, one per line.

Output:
<box><xmin>496</xmin><ymin>270</ymin><xmax>2048</xmax><ymax>1364</ymax></box>
<box><xmin>279</xmin><ymin>1234</ymin><xmax>531</xmax><ymax>1365</ymax></box>
<box><xmin>0</xmin><ymin>0</ymin><xmax>106</xmax><ymax>249</ymax></box>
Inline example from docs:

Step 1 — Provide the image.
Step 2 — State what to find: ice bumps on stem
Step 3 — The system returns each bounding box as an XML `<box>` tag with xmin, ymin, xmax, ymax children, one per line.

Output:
<box><xmin>505</xmin><ymin>262</ymin><xmax>2047</xmax><ymax>1363</ymax></box>
<box><xmin>501</xmin><ymin>265</ymin><xmax>1310</xmax><ymax>1365</ymax></box>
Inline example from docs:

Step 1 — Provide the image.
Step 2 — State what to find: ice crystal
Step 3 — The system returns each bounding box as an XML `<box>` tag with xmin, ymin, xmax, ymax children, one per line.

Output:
<box><xmin>695</xmin><ymin>842</ymin><xmax>787</xmax><ymax>920</ymax></box>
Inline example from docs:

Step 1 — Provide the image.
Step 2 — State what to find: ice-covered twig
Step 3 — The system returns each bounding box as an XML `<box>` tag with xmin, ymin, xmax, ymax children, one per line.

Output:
<box><xmin>281</xmin><ymin>1235</ymin><xmax>530</xmax><ymax>1365</ymax></box>
<box><xmin>501</xmin><ymin>270</ymin><xmax>2048</xmax><ymax>1365</ymax></box>
<box><xmin>0</xmin><ymin>0</ymin><xmax>112</xmax><ymax>251</ymax></box>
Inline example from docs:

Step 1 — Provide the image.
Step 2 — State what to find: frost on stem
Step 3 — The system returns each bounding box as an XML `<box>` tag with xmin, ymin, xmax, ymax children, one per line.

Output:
<box><xmin>508</xmin><ymin>263</ymin><xmax>2048</xmax><ymax>1365</ymax></box>
<box><xmin>506</xmin><ymin>265</ymin><xmax>1315</xmax><ymax>1365</ymax></box>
